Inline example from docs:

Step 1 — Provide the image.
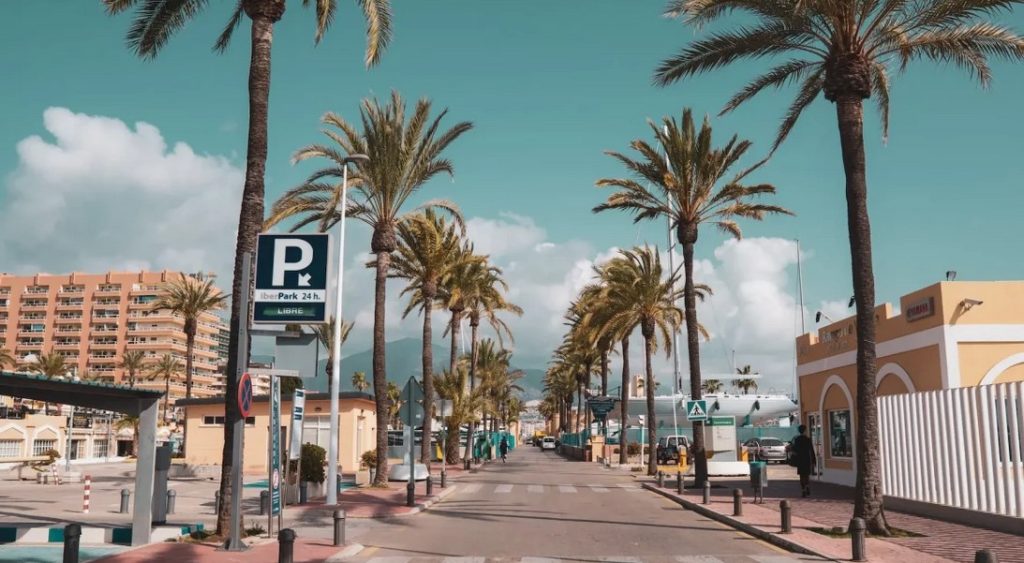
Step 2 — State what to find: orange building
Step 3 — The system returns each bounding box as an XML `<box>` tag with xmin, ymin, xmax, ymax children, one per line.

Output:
<box><xmin>0</xmin><ymin>271</ymin><xmax>227</xmax><ymax>402</ymax></box>
<box><xmin>796</xmin><ymin>281</ymin><xmax>1024</xmax><ymax>486</ymax></box>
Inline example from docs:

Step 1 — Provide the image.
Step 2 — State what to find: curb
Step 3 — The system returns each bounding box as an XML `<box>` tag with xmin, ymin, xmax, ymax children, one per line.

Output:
<box><xmin>402</xmin><ymin>483</ymin><xmax>458</xmax><ymax>516</ymax></box>
<box><xmin>325</xmin><ymin>542</ymin><xmax>365</xmax><ymax>562</ymax></box>
<box><xmin>641</xmin><ymin>483</ymin><xmax>836</xmax><ymax>561</ymax></box>
<box><xmin>0</xmin><ymin>523</ymin><xmax>204</xmax><ymax>546</ymax></box>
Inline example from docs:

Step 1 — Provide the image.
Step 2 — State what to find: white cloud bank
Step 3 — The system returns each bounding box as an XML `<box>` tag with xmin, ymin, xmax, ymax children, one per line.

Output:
<box><xmin>0</xmin><ymin>107</ymin><xmax>243</xmax><ymax>278</ymax></box>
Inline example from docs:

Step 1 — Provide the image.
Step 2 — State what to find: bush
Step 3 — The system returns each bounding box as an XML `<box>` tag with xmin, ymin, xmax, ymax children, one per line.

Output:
<box><xmin>626</xmin><ymin>442</ymin><xmax>642</xmax><ymax>456</ymax></box>
<box><xmin>244</xmin><ymin>521</ymin><xmax>266</xmax><ymax>538</ymax></box>
<box><xmin>360</xmin><ymin>449</ymin><xmax>377</xmax><ymax>469</ymax></box>
<box><xmin>300</xmin><ymin>443</ymin><xmax>326</xmax><ymax>484</ymax></box>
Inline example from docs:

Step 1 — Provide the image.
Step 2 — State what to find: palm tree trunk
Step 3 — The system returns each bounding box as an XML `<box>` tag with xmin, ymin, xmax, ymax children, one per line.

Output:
<box><xmin>644</xmin><ymin>332</ymin><xmax>657</xmax><ymax>475</ymax></box>
<box><xmin>164</xmin><ymin>376</ymin><xmax>170</xmax><ymax>422</ymax></box>
<box><xmin>444</xmin><ymin>416</ymin><xmax>461</xmax><ymax>463</ymax></box>
<box><xmin>575</xmin><ymin>383</ymin><xmax>583</xmax><ymax>433</ymax></box>
<box><xmin>600</xmin><ymin>349</ymin><xmax>608</xmax><ymax>396</ymax></box>
<box><xmin>184</xmin><ymin>325</ymin><xmax>195</xmax><ymax>399</ymax></box>
<box><xmin>836</xmin><ymin>97</ymin><xmax>888</xmax><ymax>535</ymax></box>
<box><xmin>216</xmin><ymin>11</ymin><xmax>276</xmax><ymax>537</ymax></box>
<box><xmin>448</xmin><ymin>310</ymin><xmax>460</xmax><ymax>374</ymax></box>
<box><xmin>618</xmin><ymin>336</ymin><xmax>630</xmax><ymax>465</ymax></box>
<box><xmin>681</xmin><ymin>241</ymin><xmax>708</xmax><ymax>487</ymax></box>
<box><xmin>420</xmin><ymin>299</ymin><xmax>434</xmax><ymax>465</ymax></box>
<box><xmin>371</xmin><ymin>251</ymin><xmax>391</xmax><ymax>486</ymax></box>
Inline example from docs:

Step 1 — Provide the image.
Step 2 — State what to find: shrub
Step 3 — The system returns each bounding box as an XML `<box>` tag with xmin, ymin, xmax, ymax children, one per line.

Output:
<box><xmin>300</xmin><ymin>443</ymin><xmax>326</xmax><ymax>484</ymax></box>
<box><xmin>361</xmin><ymin>449</ymin><xmax>377</xmax><ymax>469</ymax></box>
<box><xmin>626</xmin><ymin>442</ymin><xmax>641</xmax><ymax>456</ymax></box>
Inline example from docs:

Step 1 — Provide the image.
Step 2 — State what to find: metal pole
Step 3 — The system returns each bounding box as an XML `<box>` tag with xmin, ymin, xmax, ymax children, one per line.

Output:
<box><xmin>278</xmin><ymin>528</ymin><xmax>296</xmax><ymax>563</ymax></box>
<box><xmin>333</xmin><ymin>509</ymin><xmax>346</xmax><ymax>546</ymax></box>
<box><xmin>665</xmin><ymin>181</ymin><xmax>681</xmax><ymax>441</ymax></box>
<box><xmin>166</xmin><ymin>489</ymin><xmax>176</xmax><ymax>514</ymax></box>
<box><xmin>327</xmin><ymin>164</ymin><xmax>351</xmax><ymax>505</ymax></box>
<box><xmin>702</xmin><ymin>480</ymin><xmax>711</xmax><ymax>504</ymax></box>
<box><xmin>62</xmin><ymin>523</ymin><xmax>81</xmax><ymax>563</ymax></box>
<box><xmin>795</xmin><ymin>239</ymin><xmax>805</xmax><ymax>403</ymax></box>
<box><xmin>441</xmin><ymin>401</ymin><xmax>447</xmax><ymax>488</ymax></box>
<box><xmin>65</xmin><ymin>404</ymin><xmax>75</xmax><ymax>471</ymax></box>
<box><xmin>733</xmin><ymin>488</ymin><xmax>743</xmax><ymax>516</ymax></box>
<box><xmin>225</xmin><ymin>251</ymin><xmax>253</xmax><ymax>552</ymax></box>
<box><xmin>780</xmin><ymin>500</ymin><xmax>792</xmax><ymax>533</ymax></box>
<box><xmin>260</xmin><ymin>490</ymin><xmax>269</xmax><ymax>515</ymax></box>
<box><xmin>406</xmin><ymin>380</ymin><xmax>415</xmax><ymax>507</ymax></box>
<box><xmin>120</xmin><ymin>489</ymin><xmax>130</xmax><ymax>514</ymax></box>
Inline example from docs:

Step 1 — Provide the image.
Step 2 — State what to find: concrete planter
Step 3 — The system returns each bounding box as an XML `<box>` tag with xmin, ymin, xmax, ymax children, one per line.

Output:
<box><xmin>355</xmin><ymin>468</ymin><xmax>371</xmax><ymax>486</ymax></box>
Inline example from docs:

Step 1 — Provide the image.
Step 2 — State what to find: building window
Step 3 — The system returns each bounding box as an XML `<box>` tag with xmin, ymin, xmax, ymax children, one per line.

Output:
<box><xmin>93</xmin><ymin>440</ymin><xmax>108</xmax><ymax>458</ymax></box>
<box><xmin>0</xmin><ymin>439</ymin><xmax>23</xmax><ymax>458</ymax></box>
<box><xmin>32</xmin><ymin>439</ymin><xmax>57</xmax><ymax>456</ymax></box>
<box><xmin>829</xmin><ymin>410</ymin><xmax>853</xmax><ymax>458</ymax></box>
<box><xmin>301</xmin><ymin>415</ymin><xmax>331</xmax><ymax>451</ymax></box>
<box><xmin>202</xmin><ymin>415</ymin><xmax>255</xmax><ymax>426</ymax></box>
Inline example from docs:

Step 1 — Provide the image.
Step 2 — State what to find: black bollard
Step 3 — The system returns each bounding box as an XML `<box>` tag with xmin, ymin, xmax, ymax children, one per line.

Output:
<box><xmin>658</xmin><ymin>472</ymin><xmax>665</xmax><ymax>488</ymax></box>
<box><xmin>464</xmin><ymin>459</ymin><xmax>470</xmax><ymax>470</ymax></box>
<box><xmin>119</xmin><ymin>489</ymin><xmax>130</xmax><ymax>514</ymax></box>
<box><xmin>277</xmin><ymin>528</ymin><xmax>296</xmax><ymax>563</ymax></box>
<box><xmin>676</xmin><ymin>471</ymin><xmax>683</xmax><ymax>494</ymax></box>
<box><xmin>166</xmin><ymin>489</ymin><xmax>176</xmax><ymax>514</ymax></box>
<box><xmin>780</xmin><ymin>500</ymin><xmax>792</xmax><ymax>534</ymax></box>
<box><xmin>702</xmin><ymin>481</ymin><xmax>711</xmax><ymax>505</ymax></box>
<box><xmin>62</xmin><ymin>523</ymin><xmax>81</xmax><ymax>563</ymax></box>
<box><xmin>426</xmin><ymin>475</ymin><xmax>433</xmax><ymax>496</ymax></box>
<box><xmin>406</xmin><ymin>480</ymin><xmax>416</xmax><ymax>507</ymax></box>
<box><xmin>333</xmin><ymin>509</ymin><xmax>346</xmax><ymax>546</ymax></box>
<box><xmin>733</xmin><ymin>489</ymin><xmax>743</xmax><ymax>517</ymax></box>
<box><xmin>214</xmin><ymin>490</ymin><xmax>221</xmax><ymax>515</ymax></box>
<box><xmin>975</xmin><ymin>549</ymin><xmax>999</xmax><ymax>563</ymax></box>
<box><xmin>440</xmin><ymin>469</ymin><xmax>447</xmax><ymax>489</ymax></box>
<box><xmin>849</xmin><ymin>517</ymin><xmax>867</xmax><ymax>562</ymax></box>
<box><xmin>260</xmin><ymin>490</ymin><xmax>269</xmax><ymax>515</ymax></box>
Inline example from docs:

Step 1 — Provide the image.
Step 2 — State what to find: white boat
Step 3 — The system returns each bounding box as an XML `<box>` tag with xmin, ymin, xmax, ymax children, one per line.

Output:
<box><xmin>614</xmin><ymin>392</ymin><xmax>797</xmax><ymax>428</ymax></box>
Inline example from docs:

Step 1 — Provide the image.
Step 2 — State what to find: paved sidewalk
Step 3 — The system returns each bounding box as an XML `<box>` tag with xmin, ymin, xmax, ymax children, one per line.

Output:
<box><xmin>641</xmin><ymin>471</ymin><xmax>1023</xmax><ymax>563</ymax></box>
<box><xmin>93</xmin><ymin>537</ymin><xmax>350</xmax><ymax>562</ymax></box>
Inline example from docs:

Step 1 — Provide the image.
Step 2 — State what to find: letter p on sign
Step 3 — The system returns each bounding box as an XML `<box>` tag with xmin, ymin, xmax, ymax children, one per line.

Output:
<box><xmin>272</xmin><ymin>239</ymin><xmax>314</xmax><ymax>286</ymax></box>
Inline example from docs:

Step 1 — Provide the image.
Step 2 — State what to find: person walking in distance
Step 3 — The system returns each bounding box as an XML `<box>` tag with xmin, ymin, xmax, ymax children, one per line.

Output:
<box><xmin>791</xmin><ymin>425</ymin><xmax>816</xmax><ymax>497</ymax></box>
<box><xmin>499</xmin><ymin>436</ymin><xmax>509</xmax><ymax>463</ymax></box>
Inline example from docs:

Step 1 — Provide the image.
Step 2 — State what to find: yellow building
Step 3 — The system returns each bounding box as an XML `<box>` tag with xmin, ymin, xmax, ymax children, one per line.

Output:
<box><xmin>178</xmin><ymin>392</ymin><xmax>377</xmax><ymax>474</ymax></box>
<box><xmin>796</xmin><ymin>281</ymin><xmax>1024</xmax><ymax>485</ymax></box>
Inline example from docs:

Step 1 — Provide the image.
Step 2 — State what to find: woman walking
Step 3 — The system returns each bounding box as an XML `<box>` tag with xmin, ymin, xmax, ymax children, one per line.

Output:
<box><xmin>791</xmin><ymin>425</ymin><xmax>817</xmax><ymax>497</ymax></box>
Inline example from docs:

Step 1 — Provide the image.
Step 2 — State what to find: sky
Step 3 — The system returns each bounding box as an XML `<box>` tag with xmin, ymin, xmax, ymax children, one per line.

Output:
<box><xmin>2</xmin><ymin>1</ymin><xmax>1023</xmax><ymax>394</ymax></box>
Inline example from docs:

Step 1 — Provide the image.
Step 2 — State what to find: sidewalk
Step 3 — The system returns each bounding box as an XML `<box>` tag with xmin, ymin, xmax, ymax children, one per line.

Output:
<box><xmin>93</xmin><ymin>537</ymin><xmax>353</xmax><ymax>563</ymax></box>
<box><xmin>640</xmin><ymin>472</ymin><xmax>1023</xmax><ymax>563</ymax></box>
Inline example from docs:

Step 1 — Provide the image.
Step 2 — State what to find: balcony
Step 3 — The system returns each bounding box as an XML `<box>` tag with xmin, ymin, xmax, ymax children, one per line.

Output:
<box><xmin>130</xmin><ymin>284</ymin><xmax>162</xmax><ymax>295</ymax></box>
<box><xmin>88</xmin><ymin>355</ymin><xmax>117</xmax><ymax>363</ymax></box>
<box><xmin>25</xmin><ymin>287</ymin><xmax>49</xmax><ymax>295</ymax></box>
<box><xmin>16</xmin><ymin>342</ymin><xmax>43</xmax><ymax>350</ymax></box>
<box><xmin>17</xmin><ymin>330</ymin><xmax>46</xmax><ymax>338</ymax></box>
<box><xmin>21</xmin><ymin>302</ymin><xmax>48</xmax><ymax>310</ymax></box>
<box><xmin>56</xmin><ymin>314</ymin><xmax>83</xmax><ymax>321</ymax></box>
<box><xmin>56</xmin><ymin>302</ymin><xmax>83</xmax><ymax>311</ymax></box>
<box><xmin>95</xmin><ymin>286</ymin><xmax>122</xmax><ymax>296</ymax></box>
<box><xmin>92</xmin><ymin>326</ymin><xmax>119</xmax><ymax>333</ymax></box>
<box><xmin>55</xmin><ymin>326</ymin><xmax>81</xmax><ymax>334</ymax></box>
<box><xmin>60</xmin><ymin>285</ymin><xmax>85</xmax><ymax>295</ymax></box>
<box><xmin>54</xmin><ymin>342</ymin><xmax>80</xmax><ymax>349</ymax></box>
<box><xmin>92</xmin><ymin>302</ymin><xmax>121</xmax><ymax>310</ymax></box>
<box><xmin>91</xmin><ymin>314</ymin><xmax>120</xmax><ymax>322</ymax></box>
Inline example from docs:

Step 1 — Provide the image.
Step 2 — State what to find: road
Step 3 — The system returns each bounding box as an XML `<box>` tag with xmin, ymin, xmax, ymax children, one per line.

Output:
<box><xmin>344</xmin><ymin>446</ymin><xmax>823</xmax><ymax>563</ymax></box>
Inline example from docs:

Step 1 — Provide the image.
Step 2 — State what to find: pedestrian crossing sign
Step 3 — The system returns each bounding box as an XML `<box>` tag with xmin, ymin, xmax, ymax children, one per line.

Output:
<box><xmin>686</xmin><ymin>399</ymin><xmax>708</xmax><ymax>421</ymax></box>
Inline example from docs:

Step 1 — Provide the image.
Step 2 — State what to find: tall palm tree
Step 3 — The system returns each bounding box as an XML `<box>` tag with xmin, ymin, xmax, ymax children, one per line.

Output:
<box><xmin>385</xmin><ymin>381</ymin><xmax>402</xmax><ymax>428</ymax></box>
<box><xmin>105</xmin><ymin>0</ymin><xmax>392</xmax><ymax>535</ymax></box>
<box><xmin>390</xmin><ymin>209</ymin><xmax>465</xmax><ymax>464</ymax></box>
<box><xmin>351</xmin><ymin>371</ymin><xmax>369</xmax><ymax>393</ymax></box>
<box><xmin>595</xmin><ymin>109</ymin><xmax>791</xmax><ymax>485</ymax></box>
<box><xmin>266</xmin><ymin>92</ymin><xmax>472</xmax><ymax>485</ymax></box>
<box><xmin>29</xmin><ymin>351</ymin><xmax>69</xmax><ymax>415</ymax></box>
<box><xmin>600</xmin><ymin>247</ymin><xmax>684</xmax><ymax>474</ymax></box>
<box><xmin>118</xmin><ymin>350</ymin><xmax>147</xmax><ymax>388</ymax></box>
<box><xmin>153</xmin><ymin>275</ymin><xmax>227</xmax><ymax>400</ymax></box>
<box><xmin>435</xmin><ymin>364</ymin><xmax>484</xmax><ymax>464</ymax></box>
<box><xmin>313</xmin><ymin>316</ymin><xmax>354</xmax><ymax>395</ymax></box>
<box><xmin>653</xmin><ymin>0</ymin><xmax>1024</xmax><ymax>533</ymax></box>
<box><xmin>0</xmin><ymin>348</ymin><xmax>15</xmax><ymax>370</ymax></box>
<box><xmin>148</xmin><ymin>354</ymin><xmax>182</xmax><ymax>423</ymax></box>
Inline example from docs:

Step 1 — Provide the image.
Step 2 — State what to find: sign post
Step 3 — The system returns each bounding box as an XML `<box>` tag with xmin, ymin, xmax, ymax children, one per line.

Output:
<box><xmin>399</xmin><ymin>377</ymin><xmax>424</xmax><ymax>508</ymax></box>
<box><xmin>686</xmin><ymin>400</ymin><xmax>708</xmax><ymax>422</ymax></box>
<box><xmin>253</xmin><ymin>234</ymin><xmax>330</xmax><ymax>324</ymax></box>
<box><xmin>268</xmin><ymin>375</ymin><xmax>282</xmax><ymax>536</ymax></box>
<box><xmin>225</xmin><ymin>252</ymin><xmax>253</xmax><ymax>552</ymax></box>
<box><xmin>287</xmin><ymin>388</ymin><xmax>305</xmax><ymax>510</ymax></box>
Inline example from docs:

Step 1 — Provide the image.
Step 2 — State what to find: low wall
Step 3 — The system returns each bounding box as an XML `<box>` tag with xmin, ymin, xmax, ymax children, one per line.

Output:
<box><xmin>885</xmin><ymin>495</ymin><xmax>1024</xmax><ymax>537</ymax></box>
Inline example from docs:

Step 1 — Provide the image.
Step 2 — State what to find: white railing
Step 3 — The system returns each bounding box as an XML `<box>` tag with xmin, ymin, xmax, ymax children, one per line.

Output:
<box><xmin>879</xmin><ymin>381</ymin><xmax>1024</xmax><ymax>518</ymax></box>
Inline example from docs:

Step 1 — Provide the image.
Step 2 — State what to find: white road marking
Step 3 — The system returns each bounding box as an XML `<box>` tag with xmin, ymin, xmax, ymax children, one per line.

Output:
<box><xmin>460</xmin><ymin>483</ymin><xmax>482</xmax><ymax>494</ymax></box>
<box><xmin>558</xmin><ymin>485</ymin><xmax>577</xmax><ymax>493</ymax></box>
<box><xmin>528</xmin><ymin>484</ymin><xmax>544</xmax><ymax>493</ymax></box>
<box><xmin>596</xmin><ymin>557</ymin><xmax>643</xmax><ymax>563</ymax></box>
<box><xmin>749</xmin><ymin>557</ymin><xmax>806</xmax><ymax>563</ymax></box>
<box><xmin>441</xmin><ymin>558</ymin><xmax>486</xmax><ymax>563</ymax></box>
<box><xmin>616</xmin><ymin>483</ymin><xmax>641</xmax><ymax>492</ymax></box>
<box><xmin>365</xmin><ymin>557</ymin><xmax>411</xmax><ymax>563</ymax></box>
<box><xmin>675</xmin><ymin>556</ymin><xmax>726</xmax><ymax>563</ymax></box>
<box><xmin>495</xmin><ymin>484</ymin><xmax>514</xmax><ymax>493</ymax></box>
<box><xmin>590</xmin><ymin>485</ymin><xmax>610</xmax><ymax>493</ymax></box>
<box><xmin>520</xmin><ymin>558</ymin><xmax>562</xmax><ymax>563</ymax></box>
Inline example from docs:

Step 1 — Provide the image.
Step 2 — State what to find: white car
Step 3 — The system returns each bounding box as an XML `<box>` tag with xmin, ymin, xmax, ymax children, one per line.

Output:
<box><xmin>541</xmin><ymin>437</ymin><xmax>557</xmax><ymax>450</ymax></box>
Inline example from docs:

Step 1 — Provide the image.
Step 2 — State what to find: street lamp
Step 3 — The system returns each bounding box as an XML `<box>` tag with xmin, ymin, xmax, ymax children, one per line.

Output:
<box><xmin>327</xmin><ymin>153</ymin><xmax>369</xmax><ymax>505</ymax></box>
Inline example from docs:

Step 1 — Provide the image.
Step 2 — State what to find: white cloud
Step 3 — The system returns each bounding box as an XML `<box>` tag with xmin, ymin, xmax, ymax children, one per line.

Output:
<box><xmin>0</xmin><ymin>107</ymin><xmax>243</xmax><ymax>279</ymax></box>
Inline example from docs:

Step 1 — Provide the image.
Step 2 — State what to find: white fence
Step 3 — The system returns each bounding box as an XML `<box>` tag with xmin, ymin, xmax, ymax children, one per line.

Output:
<box><xmin>878</xmin><ymin>381</ymin><xmax>1024</xmax><ymax>518</ymax></box>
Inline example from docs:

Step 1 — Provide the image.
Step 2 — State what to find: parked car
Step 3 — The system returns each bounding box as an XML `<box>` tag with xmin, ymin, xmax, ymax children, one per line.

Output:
<box><xmin>541</xmin><ymin>436</ymin><xmax>557</xmax><ymax>450</ymax></box>
<box><xmin>743</xmin><ymin>437</ymin><xmax>788</xmax><ymax>463</ymax></box>
<box><xmin>656</xmin><ymin>435</ymin><xmax>691</xmax><ymax>464</ymax></box>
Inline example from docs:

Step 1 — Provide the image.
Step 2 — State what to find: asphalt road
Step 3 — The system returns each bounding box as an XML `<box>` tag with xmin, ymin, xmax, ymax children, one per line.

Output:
<box><xmin>343</xmin><ymin>446</ymin><xmax>823</xmax><ymax>563</ymax></box>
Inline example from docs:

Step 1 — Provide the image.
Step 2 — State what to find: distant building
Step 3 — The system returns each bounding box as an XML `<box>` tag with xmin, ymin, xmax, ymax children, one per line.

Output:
<box><xmin>216</xmin><ymin>327</ymin><xmax>230</xmax><ymax>364</ymax></box>
<box><xmin>0</xmin><ymin>271</ymin><xmax>227</xmax><ymax>405</ymax></box>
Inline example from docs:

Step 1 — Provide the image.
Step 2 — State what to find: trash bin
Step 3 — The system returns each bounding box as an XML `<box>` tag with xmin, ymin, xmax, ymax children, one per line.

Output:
<box><xmin>749</xmin><ymin>460</ymin><xmax>767</xmax><ymax>502</ymax></box>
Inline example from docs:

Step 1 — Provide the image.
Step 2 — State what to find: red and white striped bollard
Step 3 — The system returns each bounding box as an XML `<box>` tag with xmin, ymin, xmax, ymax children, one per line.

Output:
<box><xmin>82</xmin><ymin>475</ymin><xmax>91</xmax><ymax>514</ymax></box>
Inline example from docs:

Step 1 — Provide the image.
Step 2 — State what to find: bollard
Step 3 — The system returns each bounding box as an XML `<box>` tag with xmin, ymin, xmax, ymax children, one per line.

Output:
<box><xmin>406</xmin><ymin>480</ymin><xmax>416</xmax><ymax>507</ymax></box>
<box><xmin>426</xmin><ymin>475</ymin><xmax>433</xmax><ymax>496</ymax></box>
<box><xmin>658</xmin><ymin>471</ymin><xmax>665</xmax><ymax>488</ymax></box>
<box><xmin>82</xmin><ymin>475</ymin><xmax>91</xmax><ymax>514</ymax></box>
<box><xmin>333</xmin><ymin>509</ymin><xmax>346</xmax><ymax>546</ymax></box>
<box><xmin>260</xmin><ymin>490</ymin><xmax>269</xmax><ymax>515</ymax></box>
<box><xmin>975</xmin><ymin>549</ymin><xmax>999</xmax><ymax>563</ymax></box>
<box><xmin>214</xmin><ymin>490</ymin><xmax>221</xmax><ymax>515</ymax></box>
<box><xmin>166</xmin><ymin>490</ymin><xmax>176</xmax><ymax>514</ymax></box>
<box><xmin>440</xmin><ymin>469</ymin><xmax>447</xmax><ymax>489</ymax></box>
<box><xmin>676</xmin><ymin>471</ymin><xmax>683</xmax><ymax>494</ymax></box>
<box><xmin>780</xmin><ymin>500</ymin><xmax>792</xmax><ymax>534</ymax></box>
<box><xmin>278</xmin><ymin>528</ymin><xmax>296</xmax><ymax>563</ymax></box>
<box><xmin>733</xmin><ymin>488</ymin><xmax>743</xmax><ymax>517</ymax></box>
<box><xmin>62</xmin><ymin>523</ymin><xmax>81</xmax><ymax>563</ymax></box>
<box><xmin>464</xmin><ymin>459</ymin><xmax>470</xmax><ymax>470</ymax></box>
<box><xmin>849</xmin><ymin>517</ymin><xmax>867</xmax><ymax>562</ymax></box>
<box><xmin>119</xmin><ymin>489</ymin><xmax>131</xmax><ymax>514</ymax></box>
<box><xmin>702</xmin><ymin>481</ymin><xmax>711</xmax><ymax>505</ymax></box>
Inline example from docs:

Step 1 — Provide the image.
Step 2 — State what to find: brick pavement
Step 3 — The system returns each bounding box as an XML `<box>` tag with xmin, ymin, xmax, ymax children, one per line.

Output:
<box><xmin>659</xmin><ymin>472</ymin><xmax>1023</xmax><ymax>563</ymax></box>
<box><xmin>92</xmin><ymin>537</ymin><xmax>346</xmax><ymax>563</ymax></box>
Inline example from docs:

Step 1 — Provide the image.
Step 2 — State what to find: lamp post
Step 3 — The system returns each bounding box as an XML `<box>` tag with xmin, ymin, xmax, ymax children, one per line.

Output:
<box><xmin>327</xmin><ymin>154</ymin><xmax>369</xmax><ymax>506</ymax></box>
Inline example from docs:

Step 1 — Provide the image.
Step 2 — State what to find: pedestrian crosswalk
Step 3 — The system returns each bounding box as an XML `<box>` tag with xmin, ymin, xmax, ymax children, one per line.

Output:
<box><xmin>353</xmin><ymin>555</ymin><xmax>816</xmax><ymax>563</ymax></box>
<box><xmin>456</xmin><ymin>483</ymin><xmax>643</xmax><ymax>495</ymax></box>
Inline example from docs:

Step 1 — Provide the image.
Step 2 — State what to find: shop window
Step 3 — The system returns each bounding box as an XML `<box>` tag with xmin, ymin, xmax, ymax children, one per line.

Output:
<box><xmin>202</xmin><ymin>415</ymin><xmax>254</xmax><ymax>426</ymax></box>
<box><xmin>829</xmin><ymin>410</ymin><xmax>853</xmax><ymax>458</ymax></box>
<box><xmin>94</xmin><ymin>440</ymin><xmax>108</xmax><ymax>458</ymax></box>
<box><xmin>0</xmin><ymin>439</ymin><xmax>23</xmax><ymax>458</ymax></box>
<box><xmin>32</xmin><ymin>439</ymin><xmax>57</xmax><ymax>456</ymax></box>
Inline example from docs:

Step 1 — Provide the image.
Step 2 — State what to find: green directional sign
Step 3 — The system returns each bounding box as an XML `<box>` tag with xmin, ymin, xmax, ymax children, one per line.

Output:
<box><xmin>254</xmin><ymin>303</ymin><xmax>325</xmax><ymax>321</ymax></box>
<box><xmin>707</xmin><ymin>416</ymin><xmax>735</xmax><ymax>427</ymax></box>
<box><xmin>588</xmin><ymin>396</ymin><xmax>617</xmax><ymax>421</ymax></box>
<box><xmin>686</xmin><ymin>399</ymin><xmax>708</xmax><ymax>422</ymax></box>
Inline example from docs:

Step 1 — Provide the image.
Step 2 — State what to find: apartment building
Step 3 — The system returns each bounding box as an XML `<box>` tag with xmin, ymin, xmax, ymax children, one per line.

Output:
<box><xmin>0</xmin><ymin>271</ymin><xmax>227</xmax><ymax>401</ymax></box>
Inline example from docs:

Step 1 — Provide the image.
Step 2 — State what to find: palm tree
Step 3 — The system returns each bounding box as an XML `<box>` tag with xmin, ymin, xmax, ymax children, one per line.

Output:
<box><xmin>118</xmin><ymin>350</ymin><xmax>147</xmax><ymax>388</ymax></box>
<box><xmin>148</xmin><ymin>354</ymin><xmax>182</xmax><ymax>422</ymax></box>
<box><xmin>435</xmin><ymin>365</ymin><xmax>484</xmax><ymax>464</ymax></box>
<box><xmin>385</xmin><ymin>381</ymin><xmax>402</xmax><ymax>428</ymax></box>
<box><xmin>0</xmin><ymin>348</ymin><xmax>15</xmax><ymax>370</ymax></box>
<box><xmin>114</xmin><ymin>416</ymin><xmax>140</xmax><ymax>459</ymax></box>
<box><xmin>314</xmin><ymin>316</ymin><xmax>354</xmax><ymax>396</ymax></box>
<box><xmin>701</xmin><ymin>379</ymin><xmax>724</xmax><ymax>394</ymax></box>
<box><xmin>654</xmin><ymin>0</ymin><xmax>1024</xmax><ymax>533</ymax></box>
<box><xmin>266</xmin><ymin>92</ymin><xmax>472</xmax><ymax>485</ymax></box>
<box><xmin>731</xmin><ymin>365</ymin><xmax>758</xmax><ymax>395</ymax></box>
<box><xmin>29</xmin><ymin>351</ymin><xmax>69</xmax><ymax>415</ymax></box>
<box><xmin>105</xmin><ymin>0</ymin><xmax>392</xmax><ymax>536</ymax></box>
<box><xmin>595</xmin><ymin>109</ymin><xmax>791</xmax><ymax>485</ymax></box>
<box><xmin>390</xmin><ymin>209</ymin><xmax>465</xmax><ymax>464</ymax></box>
<box><xmin>599</xmin><ymin>247</ymin><xmax>685</xmax><ymax>474</ymax></box>
<box><xmin>153</xmin><ymin>274</ymin><xmax>227</xmax><ymax>400</ymax></box>
<box><xmin>351</xmin><ymin>371</ymin><xmax>369</xmax><ymax>393</ymax></box>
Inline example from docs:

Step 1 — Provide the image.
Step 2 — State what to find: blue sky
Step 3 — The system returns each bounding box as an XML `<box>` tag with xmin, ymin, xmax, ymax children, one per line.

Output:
<box><xmin>2</xmin><ymin>2</ymin><xmax>1023</xmax><ymax>386</ymax></box>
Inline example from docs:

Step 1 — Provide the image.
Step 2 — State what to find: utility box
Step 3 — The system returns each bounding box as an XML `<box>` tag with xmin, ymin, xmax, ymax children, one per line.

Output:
<box><xmin>151</xmin><ymin>445</ymin><xmax>172</xmax><ymax>524</ymax></box>
<box><xmin>703</xmin><ymin>416</ymin><xmax>738</xmax><ymax>461</ymax></box>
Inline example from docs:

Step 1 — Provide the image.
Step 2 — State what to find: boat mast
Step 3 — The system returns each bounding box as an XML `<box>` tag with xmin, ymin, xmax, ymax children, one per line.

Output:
<box><xmin>664</xmin><ymin>126</ymin><xmax>682</xmax><ymax>436</ymax></box>
<box><xmin>795</xmin><ymin>239</ymin><xmax>805</xmax><ymax>403</ymax></box>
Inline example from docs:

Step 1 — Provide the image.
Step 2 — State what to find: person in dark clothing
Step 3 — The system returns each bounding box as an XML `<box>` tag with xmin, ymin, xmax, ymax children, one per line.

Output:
<box><xmin>791</xmin><ymin>424</ymin><xmax>817</xmax><ymax>497</ymax></box>
<box><xmin>499</xmin><ymin>437</ymin><xmax>509</xmax><ymax>463</ymax></box>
